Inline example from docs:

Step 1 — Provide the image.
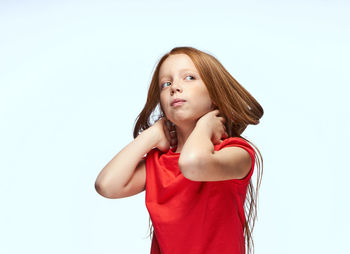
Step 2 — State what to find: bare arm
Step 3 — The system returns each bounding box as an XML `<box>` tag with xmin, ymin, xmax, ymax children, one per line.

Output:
<box><xmin>95</xmin><ymin>127</ymin><xmax>159</xmax><ymax>199</ymax></box>
<box><xmin>179</xmin><ymin>110</ymin><xmax>251</xmax><ymax>182</ymax></box>
<box><xmin>179</xmin><ymin>122</ymin><xmax>251</xmax><ymax>181</ymax></box>
<box><xmin>95</xmin><ymin>117</ymin><xmax>172</xmax><ymax>199</ymax></box>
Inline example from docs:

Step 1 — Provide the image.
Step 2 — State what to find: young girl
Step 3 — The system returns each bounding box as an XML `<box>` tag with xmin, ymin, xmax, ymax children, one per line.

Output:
<box><xmin>95</xmin><ymin>46</ymin><xmax>264</xmax><ymax>254</ymax></box>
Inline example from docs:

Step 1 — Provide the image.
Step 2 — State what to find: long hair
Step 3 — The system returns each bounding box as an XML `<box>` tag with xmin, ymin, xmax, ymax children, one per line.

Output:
<box><xmin>134</xmin><ymin>46</ymin><xmax>264</xmax><ymax>254</ymax></box>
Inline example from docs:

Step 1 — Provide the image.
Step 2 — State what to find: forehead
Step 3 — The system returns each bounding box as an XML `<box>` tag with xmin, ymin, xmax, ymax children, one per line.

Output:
<box><xmin>158</xmin><ymin>54</ymin><xmax>197</xmax><ymax>78</ymax></box>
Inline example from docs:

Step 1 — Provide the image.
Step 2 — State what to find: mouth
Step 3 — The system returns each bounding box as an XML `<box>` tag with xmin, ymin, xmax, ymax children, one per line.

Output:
<box><xmin>171</xmin><ymin>100</ymin><xmax>186</xmax><ymax>107</ymax></box>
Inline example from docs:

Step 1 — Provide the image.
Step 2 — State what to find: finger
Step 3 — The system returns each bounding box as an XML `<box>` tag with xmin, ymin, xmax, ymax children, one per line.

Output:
<box><xmin>168</xmin><ymin>122</ymin><xmax>177</xmax><ymax>146</ymax></box>
<box><xmin>222</xmin><ymin>124</ymin><xmax>226</xmax><ymax>131</ymax></box>
<box><xmin>166</xmin><ymin>120</ymin><xmax>172</xmax><ymax>130</ymax></box>
<box><xmin>162</xmin><ymin>120</ymin><xmax>172</xmax><ymax>142</ymax></box>
<box><xmin>168</xmin><ymin>120</ymin><xmax>176</xmax><ymax>132</ymax></box>
<box><xmin>213</xmin><ymin>135</ymin><xmax>221</xmax><ymax>145</ymax></box>
<box><xmin>167</xmin><ymin>120</ymin><xmax>176</xmax><ymax>132</ymax></box>
<box><xmin>219</xmin><ymin>116</ymin><xmax>226</xmax><ymax>123</ymax></box>
<box><xmin>170</xmin><ymin>136</ymin><xmax>177</xmax><ymax>147</ymax></box>
<box><xmin>170</xmin><ymin>128</ymin><xmax>177</xmax><ymax>145</ymax></box>
<box><xmin>169</xmin><ymin>130</ymin><xmax>177</xmax><ymax>138</ymax></box>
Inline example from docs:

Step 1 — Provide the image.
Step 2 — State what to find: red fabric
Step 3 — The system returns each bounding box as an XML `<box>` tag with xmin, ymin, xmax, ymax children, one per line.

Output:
<box><xmin>145</xmin><ymin>137</ymin><xmax>255</xmax><ymax>254</ymax></box>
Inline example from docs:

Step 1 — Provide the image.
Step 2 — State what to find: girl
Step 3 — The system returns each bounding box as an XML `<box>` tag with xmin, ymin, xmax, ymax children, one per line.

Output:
<box><xmin>95</xmin><ymin>46</ymin><xmax>264</xmax><ymax>254</ymax></box>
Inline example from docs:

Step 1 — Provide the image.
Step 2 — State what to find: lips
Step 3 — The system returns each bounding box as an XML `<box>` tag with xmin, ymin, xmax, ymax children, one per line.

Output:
<box><xmin>171</xmin><ymin>98</ymin><xmax>186</xmax><ymax>106</ymax></box>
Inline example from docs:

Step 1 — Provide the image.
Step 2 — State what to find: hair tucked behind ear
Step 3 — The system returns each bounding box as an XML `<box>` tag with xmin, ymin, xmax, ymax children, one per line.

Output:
<box><xmin>135</xmin><ymin>46</ymin><xmax>264</xmax><ymax>254</ymax></box>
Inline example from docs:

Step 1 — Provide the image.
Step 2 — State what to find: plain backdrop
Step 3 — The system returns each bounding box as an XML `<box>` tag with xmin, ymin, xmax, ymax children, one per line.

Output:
<box><xmin>1</xmin><ymin>0</ymin><xmax>349</xmax><ymax>253</ymax></box>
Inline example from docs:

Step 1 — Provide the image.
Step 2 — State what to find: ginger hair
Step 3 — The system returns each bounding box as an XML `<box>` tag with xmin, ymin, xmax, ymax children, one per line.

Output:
<box><xmin>134</xmin><ymin>46</ymin><xmax>264</xmax><ymax>254</ymax></box>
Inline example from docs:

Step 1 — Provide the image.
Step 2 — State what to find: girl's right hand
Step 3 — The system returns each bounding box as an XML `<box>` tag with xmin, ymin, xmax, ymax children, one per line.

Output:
<box><xmin>149</xmin><ymin>117</ymin><xmax>177</xmax><ymax>152</ymax></box>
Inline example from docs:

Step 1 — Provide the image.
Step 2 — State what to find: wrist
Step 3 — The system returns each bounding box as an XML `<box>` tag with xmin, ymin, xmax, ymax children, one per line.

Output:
<box><xmin>140</xmin><ymin>127</ymin><xmax>160</xmax><ymax>147</ymax></box>
<box><xmin>194</xmin><ymin>121</ymin><xmax>212</xmax><ymax>139</ymax></box>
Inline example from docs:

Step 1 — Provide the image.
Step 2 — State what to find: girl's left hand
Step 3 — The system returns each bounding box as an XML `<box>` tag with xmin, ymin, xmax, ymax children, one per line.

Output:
<box><xmin>196</xmin><ymin>109</ymin><xmax>228</xmax><ymax>145</ymax></box>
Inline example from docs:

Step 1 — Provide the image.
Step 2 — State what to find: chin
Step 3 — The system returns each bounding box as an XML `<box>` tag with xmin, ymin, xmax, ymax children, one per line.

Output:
<box><xmin>171</xmin><ymin>114</ymin><xmax>200</xmax><ymax>125</ymax></box>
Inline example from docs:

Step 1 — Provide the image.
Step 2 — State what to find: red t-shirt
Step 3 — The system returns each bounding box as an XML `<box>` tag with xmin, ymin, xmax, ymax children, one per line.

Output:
<box><xmin>145</xmin><ymin>137</ymin><xmax>255</xmax><ymax>254</ymax></box>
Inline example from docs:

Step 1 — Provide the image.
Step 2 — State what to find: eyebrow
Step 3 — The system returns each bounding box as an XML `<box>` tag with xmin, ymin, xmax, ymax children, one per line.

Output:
<box><xmin>159</xmin><ymin>68</ymin><xmax>197</xmax><ymax>80</ymax></box>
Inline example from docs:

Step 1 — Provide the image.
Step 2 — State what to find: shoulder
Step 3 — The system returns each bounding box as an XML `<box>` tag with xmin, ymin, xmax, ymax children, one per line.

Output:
<box><xmin>217</xmin><ymin>137</ymin><xmax>255</xmax><ymax>161</ymax></box>
<box><xmin>218</xmin><ymin>137</ymin><xmax>254</xmax><ymax>150</ymax></box>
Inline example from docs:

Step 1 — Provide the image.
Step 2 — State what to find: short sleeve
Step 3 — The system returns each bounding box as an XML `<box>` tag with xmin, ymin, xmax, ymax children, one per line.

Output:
<box><xmin>217</xmin><ymin>137</ymin><xmax>256</xmax><ymax>184</ymax></box>
<box><xmin>143</xmin><ymin>147</ymin><xmax>157</xmax><ymax>161</ymax></box>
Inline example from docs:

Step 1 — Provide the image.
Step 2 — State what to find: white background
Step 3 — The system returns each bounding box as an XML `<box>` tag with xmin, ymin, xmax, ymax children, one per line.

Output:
<box><xmin>1</xmin><ymin>0</ymin><xmax>349</xmax><ymax>253</ymax></box>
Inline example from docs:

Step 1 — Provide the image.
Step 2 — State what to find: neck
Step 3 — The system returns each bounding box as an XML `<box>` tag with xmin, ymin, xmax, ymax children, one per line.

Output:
<box><xmin>174</xmin><ymin>121</ymin><xmax>197</xmax><ymax>153</ymax></box>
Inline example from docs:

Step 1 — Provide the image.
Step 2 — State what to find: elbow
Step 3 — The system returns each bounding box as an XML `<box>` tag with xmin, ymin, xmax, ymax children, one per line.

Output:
<box><xmin>94</xmin><ymin>180</ymin><xmax>119</xmax><ymax>199</ymax></box>
<box><xmin>178</xmin><ymin>153</ymin><xmax>203</xmax><ymax>181</ymax></box>
<box><xmin>95</xmin><ymin>180</ymin><xmax>108</xmax><ymax>197</ymax></box>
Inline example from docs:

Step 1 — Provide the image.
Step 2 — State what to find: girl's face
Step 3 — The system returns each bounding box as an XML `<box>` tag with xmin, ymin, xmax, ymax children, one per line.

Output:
<box><xmin>158</xmin><ymin>53</ymin><xmax>214</xmax><ymax>125</ymax></box>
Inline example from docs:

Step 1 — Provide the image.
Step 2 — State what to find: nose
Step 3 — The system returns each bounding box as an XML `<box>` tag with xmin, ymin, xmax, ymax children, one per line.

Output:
<box><xmin>170</xmin><ymin>80</ymin><xmax>182</xmax><ymax>94</ymax></box>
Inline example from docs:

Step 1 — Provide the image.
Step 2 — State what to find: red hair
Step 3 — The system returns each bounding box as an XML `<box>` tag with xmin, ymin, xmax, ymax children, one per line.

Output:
<box><xmin>134</xmin><ymin>46</ymin><xmax>264</xmax><ymax>254</ymax></box>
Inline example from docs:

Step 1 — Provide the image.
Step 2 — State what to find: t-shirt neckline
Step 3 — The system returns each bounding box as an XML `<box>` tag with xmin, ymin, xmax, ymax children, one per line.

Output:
<box><xmin>168</xmin><ymin>140</ymin><xmax>226</xmax><ymax>155</ymax></box>
<box><xmin>169</xmin><ymin>146</ymin><xmax>180</xmax><ymax>155</ymax></box>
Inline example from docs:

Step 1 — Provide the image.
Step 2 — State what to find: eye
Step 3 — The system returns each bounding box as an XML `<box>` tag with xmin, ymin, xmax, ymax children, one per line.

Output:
<box><xmin>160</xmin><ymin>81</ymin><xmax>171</xmax><ymax>89</ymax></box>
<box><xmin>185</xmin><ymin>75</ymin><xmax>195</xmax><ymax>80</ymax></box>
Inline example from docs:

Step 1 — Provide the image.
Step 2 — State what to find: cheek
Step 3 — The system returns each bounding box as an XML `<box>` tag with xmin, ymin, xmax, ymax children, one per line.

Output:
<box><xmin>197</xmin><ymin>89</ymin><xmax>213</xmax><ymax>109</ymax></box>
<box><xmin>199</xmin><ymin>99</ymin><xmax>213</xmax><ymax>112</ymax></box>
<box><xmin>159</xmin><ymin>96</ymin><xmax>168</xmax><ymax>113</ymax></box>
